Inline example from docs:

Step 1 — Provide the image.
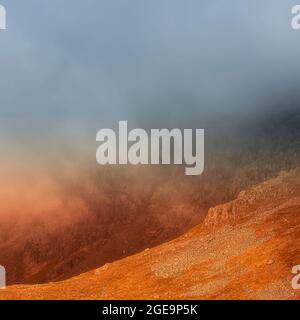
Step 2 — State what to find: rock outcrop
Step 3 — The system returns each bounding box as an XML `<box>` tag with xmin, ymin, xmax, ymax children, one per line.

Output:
<box><xmin>205</xmin><ymin>168</ymin><xmax>300</xmax><ymax>230</ymax></box>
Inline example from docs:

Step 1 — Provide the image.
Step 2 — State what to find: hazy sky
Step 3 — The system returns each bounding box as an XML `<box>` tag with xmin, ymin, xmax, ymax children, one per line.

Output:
<box><xmin>1</xmin><ymin>0</ymin><xmax>300</xmax><ymax>145</ymax></box>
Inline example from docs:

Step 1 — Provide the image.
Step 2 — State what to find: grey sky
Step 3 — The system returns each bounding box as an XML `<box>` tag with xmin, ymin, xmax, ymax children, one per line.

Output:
<box><xmin>0</xmin><ymin>0</ymin><xmax>300</xmax><ymax>144</ymax></box>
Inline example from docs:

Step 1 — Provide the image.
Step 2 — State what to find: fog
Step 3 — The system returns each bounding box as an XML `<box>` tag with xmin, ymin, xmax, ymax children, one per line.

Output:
<box><xmin>0</xmin><ymin>0</ymin><xmax>300</xmax><ymax>147</ymax></box>
<box><xmin>1</xmin><ymin>1</ymin><xmax>300</xmax><ymax>284</ymax></box>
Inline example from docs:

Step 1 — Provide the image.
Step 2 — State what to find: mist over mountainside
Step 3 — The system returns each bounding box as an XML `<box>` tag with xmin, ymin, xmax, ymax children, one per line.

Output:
<box><xmin>0</xmin><ymin>106</ymin><xmax>299</xmax><ymax>285</ymax></box>
<box><xmin>1</xmin><ymin>165</ymin><xmax>299</xmax><ymax>299</ymax></box>
<box><xmin>1</xmin><ymin>1</ymin><xmax>300</xmax><ymax>301</ymax></box>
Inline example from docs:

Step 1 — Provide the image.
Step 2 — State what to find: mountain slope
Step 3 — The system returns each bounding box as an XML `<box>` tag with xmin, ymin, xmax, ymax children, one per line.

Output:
<box><xmin>0</xmin><ymin>167</ymin><xmax>300</xmax><ymax>300</ymax></box>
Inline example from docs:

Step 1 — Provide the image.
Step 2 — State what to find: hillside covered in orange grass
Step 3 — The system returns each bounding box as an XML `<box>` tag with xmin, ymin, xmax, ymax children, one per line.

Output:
<box><xmin>0</xmin><ymin>167</ymin><xmax>300</xmax><ymax>300</ymax></box>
